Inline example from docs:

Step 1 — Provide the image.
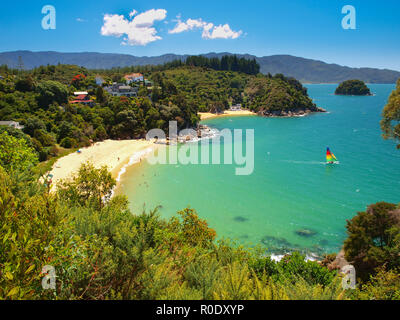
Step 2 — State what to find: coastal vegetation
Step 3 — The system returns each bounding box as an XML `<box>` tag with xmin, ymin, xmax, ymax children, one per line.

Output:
<box><xmin>335</xmin><ymin>80</ymin><xmax>372</xmax><ymax>96</ymax></box>
<box><xmin>0</xmin><ymin>57</ymin><xmax>321</xmax><ymax>163</ymax></box>
<box><xmin>244</xmin><ymin>74</ymin><xmax>324</xmax><ymax>116</ymax></box>
<box><xmin>381</xmin><ymin>79</ymin><xmax>400</xmax><ymax>148</ymax></box>
<box><xmin>0</xmin><ymin>64</ymin><xmax>200</xmax><ymax>162</ymax></box>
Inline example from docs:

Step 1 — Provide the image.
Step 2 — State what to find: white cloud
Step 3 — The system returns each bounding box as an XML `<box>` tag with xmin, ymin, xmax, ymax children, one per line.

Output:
<box><xmin>169</xmin><ymin>17</ymin><xmax>242</xmax><ymax>40</ymax></box>
<box><xmin>203</xmin><ymin>24</ymin><xmax>242</xmax><ymax>39</ymax></box>
<box><xmin>129</xmin><ymin>10</ymin><xmax>137</xmax><ymax>18</ymax></box>
<box><xmin>76</xmin><ymin>18</ymin><xmax>86</xmax><ymax>23</ymax></box>
<box><xmin>101</xmin><ymin>9</ymin><xmax>167</xmax><ymax>46</ymax></box>
<box><xmin>169</xmin><ymin>18</ymin><xmax>207</xmax><ymax>34</ymax></box>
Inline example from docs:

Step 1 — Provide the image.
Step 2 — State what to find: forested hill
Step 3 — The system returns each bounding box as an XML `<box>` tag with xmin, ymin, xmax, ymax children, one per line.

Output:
<box><xmin>1</xmin><ymin>51</ymin><xmax>399</xmax><ymax>83</ymax></box>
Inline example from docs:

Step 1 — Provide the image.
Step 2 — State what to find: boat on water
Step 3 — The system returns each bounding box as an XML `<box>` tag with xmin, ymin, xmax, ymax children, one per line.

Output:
<box><xmin>326</xmin><ymin>147</ymin><xmax>339</xmax><ymax>164</ymax></box>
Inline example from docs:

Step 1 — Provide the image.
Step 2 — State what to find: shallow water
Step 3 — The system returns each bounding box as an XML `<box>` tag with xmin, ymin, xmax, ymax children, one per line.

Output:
<box><xmin>117</xmin><ymin>84</ymin><xmax>400</xmax><ymax>255</ymax></box>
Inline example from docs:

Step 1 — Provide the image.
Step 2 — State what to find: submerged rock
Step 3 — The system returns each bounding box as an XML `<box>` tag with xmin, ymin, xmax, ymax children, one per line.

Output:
<box><xmin>234</xmin><ymin>216</ymin><xmax>249</xmax><ymax>223</ymax></box>
<box><xmin>295</xmin><ymin>228</ymin><xmax>317</xmax><ymax>237</ymax></box>
<box><xmin>261</xmin><ymin>235</ymin><xmax>292</xmax><ymax>249</ymax></box>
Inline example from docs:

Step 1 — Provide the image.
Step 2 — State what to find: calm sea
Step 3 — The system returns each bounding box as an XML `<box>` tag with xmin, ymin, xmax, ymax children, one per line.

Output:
<box><xmin>117</xmin><ymin>84</ymin><xmax>400</xmax><ymax>255</ymax></box>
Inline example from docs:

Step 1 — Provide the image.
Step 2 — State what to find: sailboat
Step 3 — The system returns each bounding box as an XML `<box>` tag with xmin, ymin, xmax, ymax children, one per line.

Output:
<box><xmin>326</xmin><ymin>147</ymin><xmax>339</xmax><ymax>164</ymax></box>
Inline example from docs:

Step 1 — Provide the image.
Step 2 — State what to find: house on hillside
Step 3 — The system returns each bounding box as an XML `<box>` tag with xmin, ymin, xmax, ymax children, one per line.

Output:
<box><xmin>70</xmin><ymin>91</ymin><xmax>94</xmax><ymax>106</ymax></box>
<box><xmin>124</xmin><ymin>73</ymin><xmax>144</xmax><ymax>84</ymax></box>
<box><xmin>95</xmin><ymin>76</ymin><xmax>105</xmax><ymax>86</ymax></box>
<box><xmin>0</xmin><ymin>121</ymin><xmax>24</xmax><ymax>130</ymax></box>
<box><xmin>230</xmin><ymin>104</ymin><xmax>242</xmax><ymax>111</ymax></box>
<box><xmin>105</xmin><ymin>83</ymin><xmax>138</xmax><ymax>97</ymax></box>
<box><xmin>144</xmin><ymin>79</ymin><xmax>154</xmax><ymax>87</ymax></box>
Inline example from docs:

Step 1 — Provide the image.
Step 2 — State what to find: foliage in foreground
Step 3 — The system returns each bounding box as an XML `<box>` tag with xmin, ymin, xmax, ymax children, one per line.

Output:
<box><xmin>0</xmin><ymin>152</ymin><xmax>345</xmax><ymax>300</ymax></box>
<box><xmin>381</xmin><ymin>78</ymin><xmax>400</xmax><ymax>148</ymax></box>
<box><xmin>344</xmin><ymin>202</ymin><xmax>400</xmax><ymax>282</ymax></box>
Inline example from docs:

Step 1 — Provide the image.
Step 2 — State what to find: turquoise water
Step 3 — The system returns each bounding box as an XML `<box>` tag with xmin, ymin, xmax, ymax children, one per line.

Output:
<box><xmin>118</xmin><ymin>84</ymin><xmax>400</xmax><ymax>255</ymax></box>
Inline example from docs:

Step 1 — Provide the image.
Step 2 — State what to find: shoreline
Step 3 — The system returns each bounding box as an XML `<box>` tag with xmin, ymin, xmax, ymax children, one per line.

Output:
<box><xmin>199</xmin><ymin>110</ymin><xmax>257</xmax><ymax>120</ymax></box>
<box><xmin>49</xmin><ymin>139</ymin><xmax>156</xmax><ymax>189</ymax></box>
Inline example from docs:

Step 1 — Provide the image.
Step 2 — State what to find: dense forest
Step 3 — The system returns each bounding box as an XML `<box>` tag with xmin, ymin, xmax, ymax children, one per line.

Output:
<box><xmin>0</xmin><ymin>57</ymin><xmax>319</xmax><ymax>162</ymax></box>
<box><xmin>335</xmin><ymin>80</ymin><xmax>372</xmax><ymax>96</ymax></box>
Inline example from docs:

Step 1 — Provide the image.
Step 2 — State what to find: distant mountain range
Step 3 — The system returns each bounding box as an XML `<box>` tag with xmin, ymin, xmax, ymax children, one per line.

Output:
<box><xmin>1</xmin><ymin>50</ymin><xmax>399</xmax><ymax>83</ymax></box>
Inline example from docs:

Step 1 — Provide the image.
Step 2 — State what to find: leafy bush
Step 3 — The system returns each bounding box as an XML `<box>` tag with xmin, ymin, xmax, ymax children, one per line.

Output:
<box><xmin>36</xmin><ymin>80</ymin><xmax>68</xmax><ymax>107</ymax></box>
<box><xmin>344</xmin><ymin>202</ymin><xmax>400</xmax><ymax>281</ymax></box>
<box><xmin>60</xmin><ymin>137</ymin><xmax>77</xmax><ymax>149</ymax></box>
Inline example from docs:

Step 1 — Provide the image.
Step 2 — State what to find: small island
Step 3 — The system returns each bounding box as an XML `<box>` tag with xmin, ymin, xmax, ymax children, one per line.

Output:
<box><xmin>335</xmin><ymin>79</ymin><xmax>372</xmax><ymax>96</ymax></box>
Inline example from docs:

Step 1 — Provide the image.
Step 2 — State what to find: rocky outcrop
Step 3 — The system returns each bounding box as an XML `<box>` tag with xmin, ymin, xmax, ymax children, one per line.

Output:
<box><xmin>258</xmin><ymin>107</ymin><xmax>326</xmax><ymax>118</ymax></box>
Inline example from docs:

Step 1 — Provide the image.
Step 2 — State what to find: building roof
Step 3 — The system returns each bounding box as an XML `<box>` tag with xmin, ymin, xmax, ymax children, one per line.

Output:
<box><xmin>0</xmin><ymin>121</ymin><xmax>24</xmax><ymax>129</ymax></box>
<box><xmin>0</xmin><ymin>121</ymin><xmax>18</xmax><ymax>125</ymax></box>
<box><xmin>74</xmin><ymin>91</ymin><xmax>88</xmax><ymax>96</ymax></box>
<box><xmin>70</xmin><ymin>100</ymin><xmax>93</xmax><ymax>104</ymax></box>
<box><xmin>124</xmin><ymin>73</ymin><xmax>143</xmax><ymax>79</ymax></box>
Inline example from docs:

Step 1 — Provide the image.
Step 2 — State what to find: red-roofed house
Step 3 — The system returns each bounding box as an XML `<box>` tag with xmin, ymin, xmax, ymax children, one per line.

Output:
<box><xmin>70</xmin><ymin>92</ymin><xmax>93</xmax><ymax>106</ymax></box>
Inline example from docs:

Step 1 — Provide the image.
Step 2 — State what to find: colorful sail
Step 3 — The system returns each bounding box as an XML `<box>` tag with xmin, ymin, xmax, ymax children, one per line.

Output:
<box><xmin>326</xmin><ymin>147</ymin><xmax>338</xmax><ymax>163</ymax></box>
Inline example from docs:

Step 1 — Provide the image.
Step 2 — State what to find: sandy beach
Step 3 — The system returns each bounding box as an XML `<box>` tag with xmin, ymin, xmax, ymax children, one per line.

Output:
<box><xmin>199</xmin><ymin>110</ymin><xmax>256</xmax><ymax>120</ymax></box>
<box><xmin>50</xmin><ymin>139</ymin><xmax>155</xmax><ymax>186</ymax></box>
<box><xmin>49</xmin><ymin>111</ymin><xmax>255</xmax><ymax>186</ymax></box>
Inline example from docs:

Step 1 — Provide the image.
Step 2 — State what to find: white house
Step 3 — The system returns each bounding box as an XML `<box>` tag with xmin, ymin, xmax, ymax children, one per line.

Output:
<box><xmin>95</xmin><ymin>76</ymin><xmax>105</xmax><ymax>86</ymax></box>
<box><xmin>0</xmin><ymin>121</ymin><xmax>24</xmax><ymax>130</ymax></box>
<box><xmin>73</xmin><ymin>91</ymin><xmax>89</xmax><ymax>96</ymax></box>
<box><xmin>105</xmin><ymin>84</ymin><xmax>138</xmax><ymax>97</ymax></box>
<box><xmin>230</xmin><ymin>104</ymin><xmax>242</xmax><ymax>111</ymax></box>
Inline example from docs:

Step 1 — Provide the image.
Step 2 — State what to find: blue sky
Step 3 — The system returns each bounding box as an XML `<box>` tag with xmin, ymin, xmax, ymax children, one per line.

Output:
<box><xmin>0</xmin><ymin>0</ymin><xmax>399</xmax><ymax>70</ymax></box>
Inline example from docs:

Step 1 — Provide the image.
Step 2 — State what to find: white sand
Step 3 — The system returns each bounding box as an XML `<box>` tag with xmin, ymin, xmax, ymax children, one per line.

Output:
<box><xmin>50</xmin><ymin>139</ymin><xmax>155</xmax><ymax>186</ymax></box>
<box><xmin>199</xmin><ymin>110</ymin><xmax>256</xmax><ymax>120</ymax></box>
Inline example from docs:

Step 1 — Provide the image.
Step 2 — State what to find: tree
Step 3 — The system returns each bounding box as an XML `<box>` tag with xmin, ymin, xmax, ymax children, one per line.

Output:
<box><xmin>57</xmin><ymin>162</ymin><xmax>116</xmax><ymax>210</ymax></box>
<box><xmin>0</xmin><ymin>131</ymin><xmax>38</xmax><ymax>172</ymax></box>
<box><xmin>15</xmin><ymin>76</ymin><xmax>35</xmax><ymax>92</ymax></box>
<box><xmin>344</xmin><ymin>202</ymin><xmax>400</xmax><ymax>281</ymax></box>
<box><xmin>36</xmin><ymin>80</ymin><xmax>68</xmax><ymax>107</ymax></box>
<box><xmin>23</xmin><ymin>118</ymin><xmax>46</xmax><ymax>136</ymax></box>
<box><xmin>381</xmin><ymin>78</ymin><xmax>400</xmax><ymax>148</ymax></box>
<box><xmin>95</xmin><ymin>86</ymin><xmax>107</xmax><ymax>104</ymax></box>
<box><xmin>71</xmin><ymin>74</ymin><xmax>86</xmax><ymax>90</ymax></box>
